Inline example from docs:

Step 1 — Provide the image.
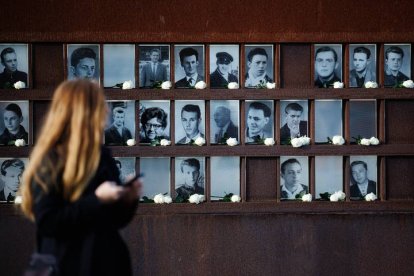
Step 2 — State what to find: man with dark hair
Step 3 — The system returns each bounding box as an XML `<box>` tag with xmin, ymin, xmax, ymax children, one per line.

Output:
<box><xmin>0</xmin><ymin>158</ymin><xmax>25</xmax><ymax>201</ymax></box>
<box><xmin>175</xmin><ymin>47</ymin><xmax>204</xmax><ymax>88</ymax></box>
<box><xmin>213</xmin><ymin>106</ymin><xmax>238</xmax><ymax>143</ymax></box>
<box><xmin>175</xmin><ymin>158</ymin><xmax>204</xmax><ymax>198</ymax></box>
<box><xmin>177</xmin><ymin>104</ymin><xmax>204</xmax><ymax>144</ymax></box>
<box><xmin>70</xmin><ymin>47</ymin><xmax>97</xmax><ymax>80</ymax></box>
<box><xmin>280</xmin><ymin>102</ymin><xmax>308</xmax><ymax>144</ymax></box>
<box><xmin>384</xmin><ymin>46</ymin><xmax>409</xmax><ymax>87</ymax></box>
<box><xmin>314</xmin><ymin>46</ymin><xmax>341</xmax><ymax>88</ymax></box>
<box><xmin>245</xmin><ymin>48</ymin><xmax>273</xmax><ymax>87</ymax></box>
<box><xmin>280</xmin><ymin>158</ymin><xmax>308</xmax><ymax>200</ymax></box>
<box><xmin>140</xmin><ymin>107</ymin><xmax>169</xmax><ymax>143</ymax></box>
<box><xmin>0</xmin><ymin>103</ymin><xmax>28</xmax><ymax>145</ymax></box>
<box><xmin>0</xmin><ymin>47</ymin><xmax>28</xmax><ymax>89</ymax></box>
<box><xmin>140</xmin><ymin>48</ymin><xmax>168</xmax><ymax>88</ymax></box>
<box><xmin>245</xmin><ymin>101</ymin><xmax>272</xmax><ymax>143</ymax></box>
<box><xmin>350</xmin><ymin>160</ymin><xmax>376</xmax><ymax>199</ymax></box>
<box><xmin>104</xmin><ymin>105</ymin><xmax>133</xmax><ymax>146</ymax></box>
<box><xmin>350</xmin><ymin>46</ymin><xmax>376</xmax><ymax>87</ymax></box>
<box><xmin>210</xmin><ymin>52</ymin><xmax>238</xmax><ymax>88</ymax></box>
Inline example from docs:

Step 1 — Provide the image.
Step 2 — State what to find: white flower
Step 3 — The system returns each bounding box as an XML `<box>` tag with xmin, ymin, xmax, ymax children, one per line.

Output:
<box><xmin>266</xmin><ymin>82</ymin><xmax>276</xmax><ymax>89</ymax></box>
<box><xmin>330</xmin><ymin>193</ymin><xmax>339</xmax><ymax>202</ymax></box>
<box><xmin>264</xmin><ymin>138</ymin><xmax>275</xmax><ymax>146</ymax></box>
<box><xmin>369</xmin><ymin>137</ymin><xmax>380</xmax><ymax>145</ymax></box>
<box><xmin>332</xmin><ymin>135</ymin><xmax>345</xmax><ymax>145</ymax></box>
<box><xmin>333</xmin><ymin>81</ymin><xmax>344</xmax><ymax>88</ymax></box>
<box><xmin>194</xmin><ymin>136</ymin><xmax>206</xmax><ymax>146</ymax></box>
<box><xmin>334</xmin><ymin>191</ymin><xmax>346</xmax><ymax>201</ymax></box>
<box><xmin>302</xmin><ymin>193</ymin><xmax>312</xmax><ymax>202</ymax></box>
<box><xmin>364</xmin><ymin>81</ymin><xmax>378</xmax><ymax>88</ymax></box>
<box><xmin>227</xmin><ymin>82</ymin><xmax>239</xmax><ymax>89</ymax></box>
<box><xmin>14</xmin><ymin>196</ymin><xmax>22</xmax><ymax>204</ymax></box>
<box><xmin>13</xmin><ymin>81</ymin><xmax>25</xmax><ymax>89</ymax></box>
<box><xmin>402</xmin><ymin>80</ymin><xmax>414</xmax><ymax>88</ymax></box>
<box><xmin>189</xmin><ymin>194</ymin><xmax>205</xmax><ymax>204</ymax></box>
<box><xmin>365</xmin><ymin>192</ymin><xmax>377</xmax><ymax>201</ymax></box>
<box><xmin>122</xmin><ymin>80</ymin><xmax>133</xmax><ymax>90</ymax></box>
<box><xmin>160</xmin><ymin>139</ymin><xmax>171</xmax><ymax>146</ymax></box>
<box><xmin>153</xmin><ymin>194</ymin><xmax>165</xmax><ymax>204</ymax></box>
<box><xmin>360</xmin><ymin>138</ymin><xmax>371</xmax><ymax>146</ymax></box>
<box><xmin>231</xmin><ymin>195</ymin><xmax>241</xmax><ymax>202</ymax></box>
<box><xmin>194</xmin><ymin>81</ymin><xmax>207</xmax><ymax>89</ymax></box>
<box><xmin>126</xmin><ymin>139</ymin><xmax>136</xmax><ymax>146</ymax></box>
<box><xmin>161</xmin><ymin>81</ymin><xmax>172</xmax><ymax>89</ymax></box>
<box><xmin>299</xmin><ymin>136</ymin><xmax>311</xmax><ymax>145</ymax></box>
<box><xmin>291</xmin><ymin>137</ymin><xmax>303</xmax><ymax>148</ymax></box>
<box><xmin>226</xmin><ymin>137</ymin><xmax>238</xmax><ymax>146</ymax></box>
<box><xmin>163</xmin><ymin>195</ymin><xmax>172</xmax><ymax>204</ymax></box>
<box><xmin>14</xmin><ymin>139</ymin><xmax>25</xmax><ymax>147</ymax></box>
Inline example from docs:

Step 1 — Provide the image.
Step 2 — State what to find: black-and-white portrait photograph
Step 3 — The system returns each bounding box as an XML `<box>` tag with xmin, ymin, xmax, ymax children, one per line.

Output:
<box><xmin>175</xmin><ymin>100</ymin><xmax>205</xmax><ymax>145</ymax></box>
<box><xmin>114</xmin><ymin>157</ymin><xmax>136</xmax><ymax>184</ymax></box>
<box><xmin>0</xmin><ymin>44</ymin><xmax>29</xmax><ymax>89</ymax></box>
<box><xmin>67</xmin><ymin>44</ymin><xmax>100</xmax><ymax>82</ymax></box>
<box><xmin>209</xmin><ymin>45</ymin><xmax>239</xmax><ymax>89</ymax></box>
<box><xmin>104</xmin><ymin>101</ymin><xmax>135</xmax><ymax>146</ymax></box>
<box><xmin>210</xmin><ymin>100</ymin><xmax>239</xmax><ymax>144</ymax></box>
<box><xmin>315</xmin><ymin>156</ymin><xmax>343</xmax><ymax>199</ymax></box>
<box><xmin>140</xmin><ymin>157</ymin><xmax>170</xmax><ymax>198</ymax></box>
<box><xmin>210</xmin><ymin>157</ymin><xmax>240</xmax><ymax>201</ymax></box>
<box><xmin>103</xmin><ymin>44</ymin><xmax>135</xmax><ymax>88</ymax></box>
<box><xmin>174</xmin><ymin>45</ymin><xmax>205</xmax><ymax>88</ymax></box>
<box><xmin>350</xmin><ymin>155</ymin><xmax>377</xmax><ymax>200</ymax></box>
<box><xmin>280</xmin><ymin>100</ymin><xmax>308</xmax><ymax>145</ymax></box>
<box><xmin>245</xmin><ymin>100</ymin><xmax>274</xmax><ymax>144</ymax></box>
<box><xmin>315</xmin><ymin>100</ymin><xmax>342</xmax><ymax>143</ymax></box>
<box><xmin>384</xmin><ymin>44</ymin><xmax>411</xmax><ymax>87</ymax></box>
<box><xmin>175</xmin><ymin>157</ymin><xmax>205</xmax><ymax>199</ymax></box>
<box><xmin>244</xmin><ymin>45</ymin><xmax>274</xmax><ymax>88</ymax></box>
<box><xmin>280</xmin><ymin>156</ymin><xmax>309</xmax><ymax>200</ymax></box>
<box><xmin>349</xmin><ymin>44</ymin><xmax>377</xmax><ymax>88</ymax></box>
<box><xmin>0</xmin><ymin>101</ymin><xmax>29</xmax><ymax>146</ymax></box>
<box><xmin>139</xmin><ymin>100</ymin><xmax>170</xmax><ymax>144</ymax></box>
<box><xmin>314</xmin><ymin>44</ymin><xmax>342</xmax><ymax>88</ymax></box>
<box><xmin>139</xmin><ymin>45</ymin><xmax>170</xmax><ymax>88</ymax></box>
<box><xmin>0</xmin><ymin>158</ymin><xmax>28</xmax><ymax>202</ymax></box>
<box><xmin>350</xmin><ymin>100</ymin><xmax>376</xmax><ymax>142</ymax></box>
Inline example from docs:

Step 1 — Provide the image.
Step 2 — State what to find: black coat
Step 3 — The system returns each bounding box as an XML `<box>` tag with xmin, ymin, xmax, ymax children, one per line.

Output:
<box><xmin>280</xmin><ymin>121</ymin><xmax>308</xmax><ymax>145</ymax></box>
<box><xmin>210</xmin><ymin>69</ymin><xmax>238</xmax><ymax>88</ymax></box>
<box><xmin>350</xmin><ymin>180</ymin><xmax>377</xmax><ymax>199</ymax></box>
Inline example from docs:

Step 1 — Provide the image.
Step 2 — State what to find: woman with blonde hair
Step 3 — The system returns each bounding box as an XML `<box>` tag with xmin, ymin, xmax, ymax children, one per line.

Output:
<box><xmin>20</xmin><ymin>80</ymin><xmax>141</xmax><ymax>275</ymax></box>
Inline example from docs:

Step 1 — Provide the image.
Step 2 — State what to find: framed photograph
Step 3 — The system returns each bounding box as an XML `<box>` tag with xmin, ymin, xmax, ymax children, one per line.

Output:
<box><xmin>140</xmin><ymin>157</ymin><xmax>170</xmax><ymax>199</ymax></box>
<box><xmin>139</xmin><ymin>100</ymin><xmax>170</xmax><ymax>144</ymax></box>
<box><xmin>280</xmin><ymin>156</ymin><xmax>309</xmax><ymax>200</ymax></box>
<box><xmin>104</xmin><ymin>101</ymin><xmax>135</xmax><ymax>146</ymax></box>
<box><xmin>209</xmin><ymin>45</ymin><xmax>239</xmax><ymax>88</ymax></box>
<box><xmin>103</xmin><ymin>44</ymin><xmax>135</xmax><ymax>88</ymax></box>
<box><xmin>210</xmin><ymin>157</ymin><xmax>240</xmax><ymax>200</ymax></box>
<box><xmin>245</xmin><ymin>100</ymin><xmax>274</xmax><ymax>144</ymax></box>
<box><xmin>174</xmin><ymin>45</ymin><xmax>205</xmax><ymax>88</ymax></box>
<box><xmin>175</xmin><ymin>157</ymin><xmax>205</xmax><ymax>199</ymax></box>
<box><xmin>210</xmin><ymin>100</ymin><xmax>239</xmax><ymax>144</ymax></box>
<box><xmin>350</xmin><ymin>155</ymin><xmax>377</xmax><ymax>200</ymax></box>
<box><xmin>349</xmin><ymin>100</ymin><xmax>376</xmax><ymax>142</ymax></box>
<box><xmin>139</xmin><ymin>45</ymin><xmax>170</xmax><ymax>88</ymax></box>
<box><xmin>0</xmin><ymin>158</ymin><xmax>28</xmax><ymax>202</ymax></box>
<box><xmin>244</xmin><ymin>44</ymin><xmax>274</xmax><ymax>88</ymax></box>
<box><xmin>314</xmin><ymin>44</ymin><xmax>342</xmax><ymax>88</ymax></box>
<box><xmin>113</xmin><ymin>157</ymin><xmax>136</xmax><ymax>184</ymax></box>
<box><xmin>384</xmin><ymin>44</ymin><xmax>411</xmax><ymax>87</ymax></box>
<box><xmin>0</xmin><ymin>44</ymin><xmax>29</xmax><ymax>89</ymax></box>
<box><xmin>67</xmin><ymin>44</ymin><xmax>100</xmax><ymax>82</ymax></box>
<box><xmin>280</xmin><ymin>100</ymin><xmax>308</xmax><ymax>145</ymax></box>
<box><xmin>175</xmin><ymin>100</ymin><xmax>205</xmax><ymax>145</ymax></box>
<box><xmin>349</xmin><ymin>44</ymin><xmax>377</xmax><ymax>88</ymax></box>
<box><xmin>315</xmin><ymin>100</ymin><xmax>342</xmax><ymax>143</ymax></box>
<box><xmin>0</xmin><ymin>101</ymin><xmax>29</xmax><ymax>146</ymax></box>
<box><xmin>315</xmin><ymin>156</ymin><xmax>343</xmax><ymax>199</ymax></box>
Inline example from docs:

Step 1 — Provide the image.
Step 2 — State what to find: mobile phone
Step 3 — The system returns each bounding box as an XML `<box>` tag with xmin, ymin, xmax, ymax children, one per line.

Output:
<box><xmin>123</xmin><ymin>173</ymin><xmax>144</xmax><ymax>187</ymax></box>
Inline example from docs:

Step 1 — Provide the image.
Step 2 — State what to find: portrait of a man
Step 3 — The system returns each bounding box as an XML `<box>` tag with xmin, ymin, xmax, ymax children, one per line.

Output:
<box><xmin>175</xmin><ymin>157</ymin><xmax>205</xmax><ymax>199</ymax></box>
<box><xmin>103</xmin><ymin>44</ymin><xmax>135</xmax><ymax>88</ymax></box>
<box><xmin>350</xmin><ymin>158</ymin><xmax>377</xmax><ymax>200</ymax></box>
<box><xmin>104</xmin><ymin>101</ymin><xmax>135</xmax><ymax>146</ymax></box>
<box><xmin>349</xmin><ymin>45</ymin><xmax>376</xmax><ymax>88</ymax></box>
<box><xmin>280</xmin><ymin>101</ymin><xmax>308</xmax><ymax>145</ymax></box>
<box><xmin>139</xmin><ymin>45</ymin><xmax>170</xmax><ymax>88</ymax></box>
<box><xmin>174</xmin><ymin>45</ymin><xmax>204</xmax><ymax>88</ymax></box>
<box><xmin>0</xmin><ymin>45</ymin><xmax>28</xmax><ymax>89</ymax></box>
<box><xmin>384</xmin><ymin>44</ymin><xmax>411</xmax><ymax>87</ymax></box>
<box><xmin>245</xmin><ymin>101</ymin><xmax>273</xmax><ymax>143</ymax></box>
<box><xmin>0</xmin><ymin>158</ymin><xmax>26</xmax><ymax>202</ymax></box>
<box><xmin>0</xmin><ymin>102</ymin><xmax>29</xmax><ymax>146</ymax></box>
<box><xmin>244</xmin><ymin>46</ymin><xmax>273</xmax><ymax>88</ymax></box>
<box><xmin>175</xmin><ymin>101</ymin><xmax>205</xmax><ymax>145</ymax></box>
<box><xmin>210</xmin><ymin>100</ymin><xmax>239</xmax><ymax>144</ymax></box>
<box><xmin>67</xmin><ymin>44</ymin><xmax>100</xmax><ymax>81</ymax></box>
<box><xmin>314</xmin><ymin>45</ymin><xmax>342</xmax><ymax>88</ymax></box>
<box><xmin>280</xmin><ymin>157</ymin><xmax>309</xmax><ymax>200</ymax></box>
<box><xmin>209</xmin><ymin>45</ymin><xmax>239</xmax><ymax>88</ymax></box>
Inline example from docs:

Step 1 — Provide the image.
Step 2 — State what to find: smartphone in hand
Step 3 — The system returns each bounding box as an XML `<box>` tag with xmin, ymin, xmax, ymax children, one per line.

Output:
<box><xmin>123</xmin><ymin>173</ymin><xmax>144</xmax><ymax>187</ymax></box>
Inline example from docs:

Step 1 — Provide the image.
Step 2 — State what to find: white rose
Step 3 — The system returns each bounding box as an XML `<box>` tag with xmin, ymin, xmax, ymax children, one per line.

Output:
<box><xmin>365</xmin><ymin>192</ymin><xmax>377</xmax><ymax>201</ymax></box>
<box><xmin>329</xmin><ymin>193</ymin><xmax>339</xmax><ymax>202</ymax></box>
<box><xmin>153</xmin><ymin>194</ymin><xmax>165</xmax><ymax>204</ymax></box>
<box><xmin>364</xmin><ymin>81</ymin><xmax>378</xmax><ymax>88</ymax></box>
<box><xmin>13</xmin><ymin>81</ymin><xmax>26</xmax><ymax>89</ymax></box>
<box><xmin>230</xmin><ymin>195</ymin><xmax>241</xmax><ymax>202</ymax></box>
<box><xmin>291</xmin><ymin>137</ymin><xmax>303</xmax><ymax>148</ymax></box>
<box><xmin>160</xmin><ymin>139</ymin><xmax>171</xmax><ymax>146</ymax></box>
<box><xmin>333</xmin><ymin>81</ymin><xmax>344</xmax><ymax>88</ymax></box>
<box><xmin>402</xmin><ymin>80</ymin><xmax>414</xmax><ymax>88</ymax></box>
<box><xmin>126</xmin><ymin>139</ymin><xmax>136</xmax><ymax>146</ymax></box>
<box><xmin>226</xmin><ymin>137</ymin><xmax>238</xmax><ymax>146</ymax></box>
<box><xmin>369</xmin><ymin>137</ymin><xmax>379</xmax><ymax>145</ymax></box>
<box><xmin>227</xmin><ymin>82</ymin><xmax>239</xmax><ymax>89</ymax></box>
<box><xmin>189</xmin><ymin>194</ymin><xmax>205</xmax><ymax>204</ymax></box>
<box><xmin>198</xmin><ymin>195</ymin><xmax>205</xmax><ymax>202</ymax></box>
<box><xmin>334</xmin><ymin>191</ymin><xmax>346</xmax><ymax>201</ymax></box>
<box><xmin>360</xmin><ymin>138</ymin><xmax>371</xmax><ymax>146</ymax></box>
<box><xmin>264</xmin><ymin>138</ymin><xmax>275</xmax><ymax>146</ymax></box>
<box><xmin>266</xmin><ymin>82</ymin><xmax>276</xmax><ymax>89</ymax></box>
<box><xmin>332</xmin><ymin>135</ymin><xmax>345</xmax><ymax>145</ymax></box>
<box><xmin>14</xmin><ymin>139</ymin><xmax>25</xmax><ymax>147</ymax></box>
<box><xmin>194</xmin><ymin>81</ymin><xmax>207</xmax><ymax>89</ymax></box>
<box><xmin>301</xmin><ymin>193</ymin><xmax>312</xmax><ymax>202</ymax></box>
<box><xmin>122</xmin><ymin>80</ymin><xmax>133</xmax><ymax>90</ymax></box>
<box><xmin>161</xmin><ymin>81</ymin><xmax>172</xmax><ymax>89</ymax></box>
<box><xmin>14</xmin><ymin>196</ymin><xmax>22</xmax><ymax>204</ymax></box>
<box><xmin>194</xmin><ymin>137</ymin><xmax>206</xmax><ymax>146</ymax></box>
<box><xmin>163</xmin><ymin>195</ymin><xmax>172</xmax><ymax>204</ymax></box>
<box><xmin>299</xmin><ymin>136</ymin><xmax>311</xmax><ymax>145</ymax></box>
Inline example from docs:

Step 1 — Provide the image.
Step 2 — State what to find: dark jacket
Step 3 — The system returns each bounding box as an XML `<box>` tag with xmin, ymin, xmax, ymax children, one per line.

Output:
<box><xmin>0</xmin><ymin>125</ymin><xmax>28</xmax><ymax>145</ymax></box>
<box><xmin>214</xmin><ymin>121</ymin><xmax>238</xmax><ymax>143</ymax></box>
<box><xmin>104</xmin><ymin>125</ymin><xmax>132</xmax><ymax>146</ymax></box>
<box><xmin>175</xmin><ymin>74</ymin><xmax>204</xmax><ymax>88</ymax></box>
<box><xmin>314</xmin><ymin>74</ymin><xmax>341</xmax><ymax>88</ymax></box>
<box><xmin>349</xmin><ymin>69</ymin><xmax>376</xmax><ymax>87</ymax></box>
<box><xmin>384</xmin><ymin>71</ymin><xmax>409</xmax><ymax>87</ymax></box>
<box><xmin>210</xmin><ymin>69</ymin><xmax>238</xmax><ymax>88</ymax></box>
<box><xmin>280</xmin><ymin>121</ymin><xmax>308</xmax><ymax>145</ymax></box>
<box><xmin>139</xmin><ymin>62</ymin><xmax>168</xmax><ymax>88</ymax></box>
<box><xmin>350</xmin><ymin>180</ymin><xmax>377</xmax><ymax>199</ymax></box>
<box><xmin>0</xmin><ymin>69</ymin><xmax>28</xmax><ymax>89</ymax></box>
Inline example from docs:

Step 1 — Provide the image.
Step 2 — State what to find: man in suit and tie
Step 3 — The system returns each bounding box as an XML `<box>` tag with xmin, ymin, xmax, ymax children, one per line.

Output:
<box><xmin>176</xmin><ymin>104</ymin><xmax>204</xmax><ymax>144</ymax></box>
<box><xmin>350</xmin><ymin>160</ymin><xmax>377</xmax><ymax>199</ymax></box>
<box><xmin>140</xmin><ymin>48</ymin><xmax>168</xmax><ymax>88</ymax></box>
<box><xmin>280</xmin><ymin>102</ymin><xmax>307</xmax><ymax>145</ymax></box>
<box><xmin>175</xmin><ymin>47</ymin><xmax>204</xmax><ymax>88</ymax></box>
<box><xmin>213</xmin><ymin>106</ymin><xmax>238</xmax><ymax>143</ymax></box>
<box><xmin>245</xmin><ymin>102</ymin><xmax>272</xmax><ymax>143</ymax></box>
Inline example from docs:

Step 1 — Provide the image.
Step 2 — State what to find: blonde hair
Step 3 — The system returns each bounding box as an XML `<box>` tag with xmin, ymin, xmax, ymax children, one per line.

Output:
<box><xmin>21</xmin><ymin>80</ymin><xmax>107</xmax><ymax>220</ymax></box>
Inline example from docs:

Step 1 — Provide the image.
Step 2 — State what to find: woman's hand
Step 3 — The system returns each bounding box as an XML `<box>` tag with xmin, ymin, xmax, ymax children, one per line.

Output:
<box><xmin>95</xmin><ymin>181</ymin><xmax>125</xmax><ymax>203</ymax></box>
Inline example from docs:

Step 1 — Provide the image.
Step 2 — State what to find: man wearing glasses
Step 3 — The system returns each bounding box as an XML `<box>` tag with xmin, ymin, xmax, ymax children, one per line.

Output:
<box><xmin>140</xmin><ymin>107</ymin><xmax>169</xmax><ymax>143</ymax></box>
